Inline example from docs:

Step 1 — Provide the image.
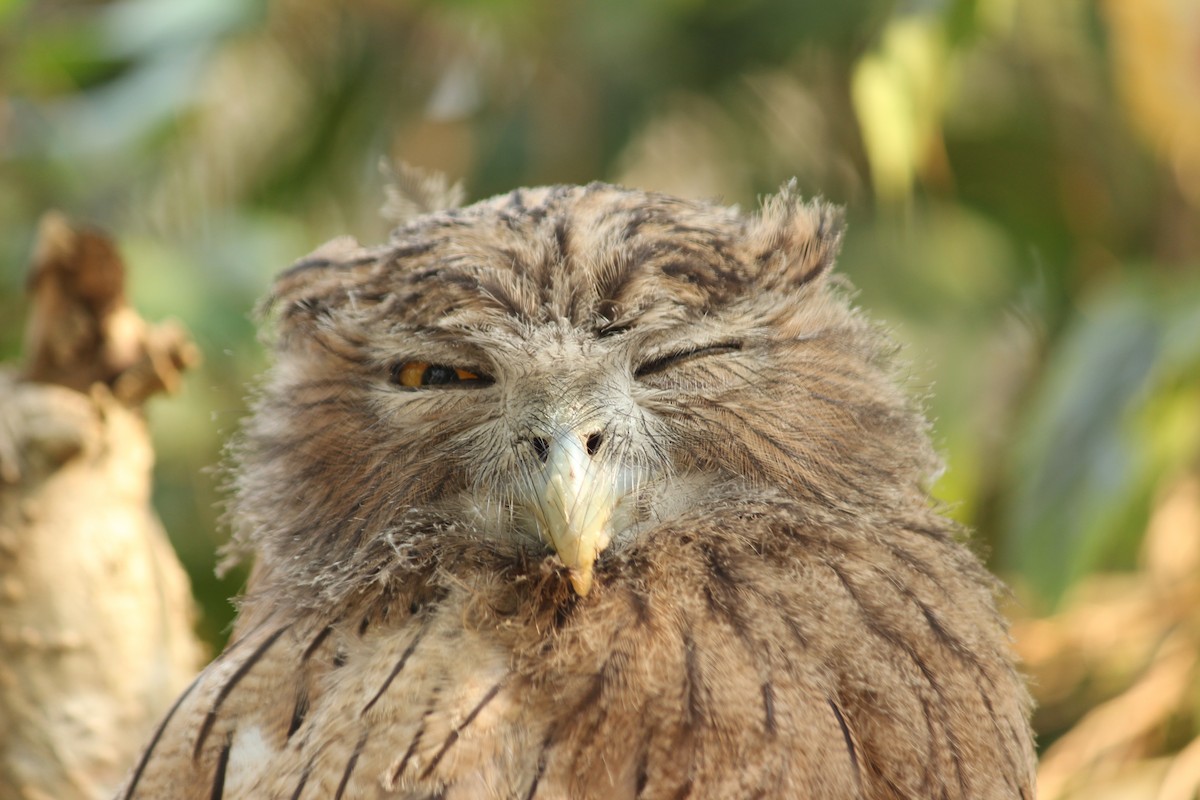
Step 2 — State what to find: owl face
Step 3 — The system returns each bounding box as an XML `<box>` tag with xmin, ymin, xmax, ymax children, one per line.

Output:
<box><xmin>234</xmin><ymin>183</ymin><xmax>933</xmax><ymax>601</ymax></box>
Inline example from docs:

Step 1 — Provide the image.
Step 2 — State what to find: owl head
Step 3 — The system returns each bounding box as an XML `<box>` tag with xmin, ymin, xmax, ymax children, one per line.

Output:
<box><xmin>229</xmin><ymin>182</ymin><xmax>936</xmax><ymax>606</ymax></box>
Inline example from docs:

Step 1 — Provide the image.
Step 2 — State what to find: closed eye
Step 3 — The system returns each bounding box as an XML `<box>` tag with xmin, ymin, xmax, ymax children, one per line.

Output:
<box><xmin>634</xmin><ymin>341</ymin><xmax>743</xmax><ymax>378</ymax></box>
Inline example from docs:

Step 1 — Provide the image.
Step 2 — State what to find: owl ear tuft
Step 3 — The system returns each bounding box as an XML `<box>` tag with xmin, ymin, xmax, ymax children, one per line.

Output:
<box><xmin>380</xmin><ymin>161</ymin><xmax>465</xmax><ymax>225</ymax></box>
<box><xmin>259</xmin><ymin>235</ymin><xmax>374</xmax><ymax>328</ymax></box>
<box><xmin>749</xmin><ymin>180</ymin><xmax>845</xmax><ymax>288</ymax></box>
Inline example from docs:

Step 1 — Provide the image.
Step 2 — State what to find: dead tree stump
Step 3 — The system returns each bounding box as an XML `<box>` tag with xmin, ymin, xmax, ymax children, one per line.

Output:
<box><xmin>0</xmin><ymin>214</ymin><xmax>206</xmax><ymax>800</ymax></box>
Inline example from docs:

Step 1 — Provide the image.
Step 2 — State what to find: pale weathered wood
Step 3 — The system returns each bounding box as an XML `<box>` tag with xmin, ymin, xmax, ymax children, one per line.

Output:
<box><xmin>0</xmin><ymin>214</ymin><xmax>205</xmax><ymax>800</ymax></box>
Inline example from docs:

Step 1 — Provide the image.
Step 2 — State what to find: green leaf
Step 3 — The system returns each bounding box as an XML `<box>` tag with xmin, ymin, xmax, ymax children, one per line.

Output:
<box><xmin>1000</xmin><ymin>284</ymin><xmax>1200</xmax><ymax>608</ymax></box>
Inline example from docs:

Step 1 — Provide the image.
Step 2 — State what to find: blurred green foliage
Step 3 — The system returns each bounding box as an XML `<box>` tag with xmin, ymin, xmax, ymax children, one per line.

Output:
<box><xmin>2</xmin><ymin>0</ymin><xmax>1198</xmax><ymax>648</ymax></box>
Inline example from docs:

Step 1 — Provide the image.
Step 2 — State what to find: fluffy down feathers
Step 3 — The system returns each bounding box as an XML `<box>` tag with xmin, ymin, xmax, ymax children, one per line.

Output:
<box><xmin>118</xmin><ymin>182</ymin><xmax>1035</xmax><ymax>799</ymax></box>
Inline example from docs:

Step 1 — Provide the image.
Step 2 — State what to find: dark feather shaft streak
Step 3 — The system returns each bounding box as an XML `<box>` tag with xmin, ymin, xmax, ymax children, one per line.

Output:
<box><xmin>121</xmin><ymin>672</ymin><xmax>204</xmax><ymax>799</ymax></box>
<box><xmin>210</xmin><ymin>737</ymin><xmax>232</xmax><ymax>800</ymax></box>
<box><xmin>828</xmin><ymin>699</ymin><xmax>861</xmax><ymax>790</ymax></box>
<box><xmin>419</xmin><ymin>679</ymin><xmax>507</xmax><ymax>780</ymax></box>
<box><xmin>193</xmin><ymin>625</ymin><xmax>292</xmax><ymax>760</ymax></box>
<box><xmin>361</xmin><ymin>625</ymin><xmax>428</xmax><ymax>716</ymax></box>
<box><xmin>334</xmin><ymin>730</ymin><xmax>370</xmax><ymax>800</ymax></box>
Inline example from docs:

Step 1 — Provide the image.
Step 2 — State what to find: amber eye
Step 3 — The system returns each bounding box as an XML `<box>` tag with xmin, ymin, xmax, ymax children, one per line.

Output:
<box><xmin>391</xmin><ymin>361</ymin><xmax>491</xmax><ymax>388</ymax></box>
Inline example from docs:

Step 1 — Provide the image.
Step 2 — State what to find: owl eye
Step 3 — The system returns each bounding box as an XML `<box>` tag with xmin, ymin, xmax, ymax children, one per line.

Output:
<box><xmin>634</xmin><ymin>341</ymin><xmax>742</xmax><ymax>378</ymax></box>
<box><xmin>391</xmin><ymin>361</ymin><xmax>493</xmax><ymax>389</ymax></box>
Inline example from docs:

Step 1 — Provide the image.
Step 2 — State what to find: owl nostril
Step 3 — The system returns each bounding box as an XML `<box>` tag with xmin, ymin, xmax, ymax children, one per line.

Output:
<box><xmin>531</xmin><ymin>437</ymin><xmax>551</xmax><ymax>463</ymax></box>
<box><xmin>585</xmin><ymin>432</ymin><xmax>603</xmax><ymax>457</ymax></box>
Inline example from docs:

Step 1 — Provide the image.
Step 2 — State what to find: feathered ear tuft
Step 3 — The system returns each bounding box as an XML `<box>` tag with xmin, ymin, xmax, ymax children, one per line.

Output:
<box><xmin>748</xmin><ymin>180</ymin><xmax>845</xmax><ymax>288</ymax></box>
<box><xmin>380</xmin><ymin>161</ymin><xmax>465</xmax><ymax>225</ymax></box>
<box><xmin>257</xmin><ymin>235</ymin><xmax>376</xmax><ymax>332</ymax></box>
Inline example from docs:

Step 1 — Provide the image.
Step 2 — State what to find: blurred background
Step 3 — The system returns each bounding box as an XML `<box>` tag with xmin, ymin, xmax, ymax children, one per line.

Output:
<box><xmin>2</xmin><ymin>0</ymin><xmax>1198</xmax><ymax>795</ymax></box>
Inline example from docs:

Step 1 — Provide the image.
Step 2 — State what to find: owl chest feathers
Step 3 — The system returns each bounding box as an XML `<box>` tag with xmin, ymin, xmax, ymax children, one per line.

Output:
<box><xmin>122</xmin><ymin>504</ymin><xmax>1032</xmax><ymax>799</ymax></box>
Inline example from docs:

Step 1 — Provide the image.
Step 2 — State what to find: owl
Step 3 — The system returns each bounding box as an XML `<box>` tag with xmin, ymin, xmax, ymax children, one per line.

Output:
<box><xmin>117</xmin><ymin>181</ymin><xmax>1036</xmax><ymax>799</ymax></box>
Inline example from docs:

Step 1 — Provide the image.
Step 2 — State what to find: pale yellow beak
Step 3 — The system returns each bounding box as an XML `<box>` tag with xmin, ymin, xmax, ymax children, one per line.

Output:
<box><xmin>527</xmin><ymin>430</ymin><xmax>615</xmax><ymax>596</ymax></box>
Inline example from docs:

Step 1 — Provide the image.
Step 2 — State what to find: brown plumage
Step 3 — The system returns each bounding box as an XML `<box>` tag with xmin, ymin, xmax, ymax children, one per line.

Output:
<box><xmin>117</xmin><ymin>182</ymin><xmax>1036</xmax><ymax>799</ymax></box>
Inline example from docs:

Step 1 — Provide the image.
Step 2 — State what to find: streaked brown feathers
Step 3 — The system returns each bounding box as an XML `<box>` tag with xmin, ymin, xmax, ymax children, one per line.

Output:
<box><xmin>119</xmin><ymin>182</ymin><xmax>1035</xmax><ymax>799</ymax></box>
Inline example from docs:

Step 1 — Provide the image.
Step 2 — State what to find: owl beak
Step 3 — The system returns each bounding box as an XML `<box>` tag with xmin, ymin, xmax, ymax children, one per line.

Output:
<box><xmin>529</xmin><ymin>430</ymin><xmax>614</xmax><ymax>596</ymax></box>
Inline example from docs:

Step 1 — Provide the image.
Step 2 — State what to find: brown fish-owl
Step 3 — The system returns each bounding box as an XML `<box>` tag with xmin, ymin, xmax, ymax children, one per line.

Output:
<box><xmin>118</xmin><ymin>182</ymin><xmax>1036</xmax><ymax>799</ymax></box>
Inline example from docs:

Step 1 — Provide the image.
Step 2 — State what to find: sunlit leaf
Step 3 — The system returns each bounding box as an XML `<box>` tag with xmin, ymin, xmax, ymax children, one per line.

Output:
<box><xmin>851</xmin><ymin>17</ymin><xmax>948</xmax><ymax>202</ymax></box>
